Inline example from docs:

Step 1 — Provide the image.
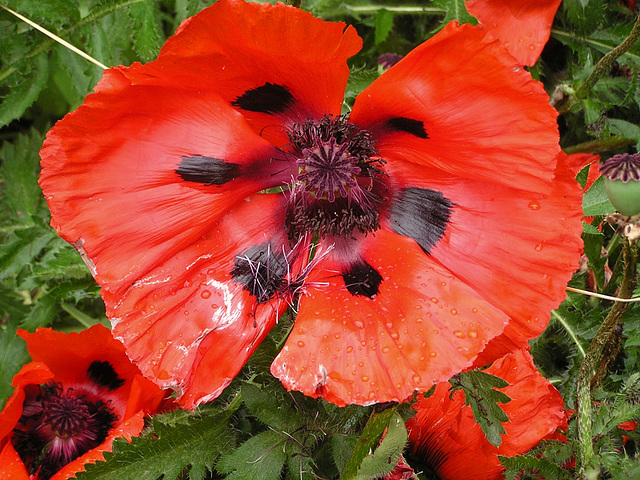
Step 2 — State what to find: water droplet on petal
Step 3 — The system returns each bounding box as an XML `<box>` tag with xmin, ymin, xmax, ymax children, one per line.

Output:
<box><xmin>412</xmin><ymin>373</ymin><xmax>421</xmax><ymax>383</ymax></box>
<box><xmin>354</xmin><ymin>320</ymin><xmax>364</xmax><ymax>329</ymax></box>
<box><xmin>382</xmin><ymin>346</ymin><xmax>390</xmax><ymax>353</ymax></box>
<box><xmin>361</xmin><ymin>375</ymin><xmax>369</xmax><ymax>382</ymax></box>
<box><xmin>468</xmin><ymin>330</ymin><xmax>478</xmax><ymax>339</ymax></box>
<box><xmin>528</xmin><ymin>201</ymin><xmax>540</xmax><ymax>210</ymax></box>
<box><xmin>201</xmin><ymin>290</ymin><xmax>211</xmax><ymax>299</ymax></box>
<box><xmin>450</xmin><ymin>309</ymin><xmax>457</xmax><ymax>315</ymax></box>
<box><xmin>430</xmin><ymin>297</ymin><xmax>439</xmax><ymax>304</ymax></box>
<box><xmin>297</xmin><ymin>341</ymin><xmax>305</xmax><ymax>347</ymax></box>
<box><xmin>429</xmin><ymin>351</ymin><xmax>437</xmax><ymax>357</ymax></box>
<box><xmin>535</xmin><ymin>243</ymin><xmax>544</xmax><ymax>251</ymax></box>
<box><xmin>453</xmin><ymin>330</ymin><xmax>465</xmax><ymax>338</ymax></box>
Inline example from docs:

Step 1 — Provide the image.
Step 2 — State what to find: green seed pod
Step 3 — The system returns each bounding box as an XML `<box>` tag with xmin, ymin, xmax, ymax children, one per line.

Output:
<box><xmin>600</xmin><ymin>153</ymin><xmax>640</xmax><ymax>217</ymax></box>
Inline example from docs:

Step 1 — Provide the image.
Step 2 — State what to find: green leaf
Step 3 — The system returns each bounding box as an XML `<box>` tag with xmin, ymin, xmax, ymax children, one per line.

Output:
<box><xmin>77</xmin><ymin>412</ymin><xmax>235</xmax><ymax>480</ymax></box>
<box><xmin>432</xmin><ymin>0</ymin><xmax>476</xmax><ymax>26</ymax></box>
<box><xmin>241</xmin><ymin>381</ymin><xmax>304</xmax><ymax>432</ymax></box>
<box><xmin>354</xmin><ymin>411</ymin><xmax>407</xmax><ymax>480</ymax></box>
<box><xmin>341</xmin><ymin>407</ymin><xmax>397</xmax><ymax>480</ymax></box>
<box><xmin>0</xmin><ymin>128</ymin><xmax>45</xmax><ymax>221</ymax></box>
<box><xmin>583</xmin><ymin>174</ymin><xmax>616</xmax><ymax>216</ymax></box>
<box><xmin>0</xmin><ymin>226</ymin><xmax>57</xmax><ymax>279</ymax></box>
<box><xmin>216</xmin><ymin>430</ymin><xmax>288</xmax><ymax>480</ymax></box>
<box><xmin>331</xmin><ymin>434</ymin><xmax>358</xmax><ymax>474</ymax></box>
<box><xmin>449</xmin><ymin>369</ymin><xmax>511</xmax><ymax>447</ymax></box>
<box><xmin>373</xmin><ymin>9</ymin><xmax>394</xmax><ymax>45</ymax></box>
<box><xmin>0</xmin><ymin>54</ymin><xmax>49</xmax><ymax>128</ymax></box>
<box><xmin>608</xmin><ymin>118</ymin><xmax>640</xmax><ymax>150</ymax></box>
<box><xmin>0</xmin><ymin>315</ymin><xmax>29</xmax><ymax>409</ymax></box>
<box><xmin>128</xmin><ymin>1</ymin><xmax>161</xmax><ymax>62</ymax></box>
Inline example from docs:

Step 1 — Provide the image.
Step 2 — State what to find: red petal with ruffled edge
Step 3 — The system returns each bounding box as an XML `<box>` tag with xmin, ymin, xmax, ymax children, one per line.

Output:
<box><xmin>271</xmin><ymin>230</ymin><xmax>509</xmax><ymax>406</ymax></box>
<box><xmin>108</xmin><ymin>194</ymin><xmax>299</xmax><ymax>409</ymax></box>
<box><xmin>406</xmin><ymin>348</ymin><xmax>566</xmax><ymax>480</ymax></box>
<box><xmin>0</xmin><ymin>442</ymin><xmax>29</xmax><ymax>480</ymax></box>
<box><xmin>40</xmin><ymin>78</ymin><xmax>286</xmax><ymax>295</ymax></box>
<box><xmin>350</xmin><ymin>22</ymin><xmax>560</xmax><ymax>194</ymax></box>
<box><xmin>0</xmin><ymin>326</ymin><xmax>168</xmax><ymax>480</ymax></box>
<box><xmin>465</xmin><ymin>0</ymin><xmax>561</xmax><ymax>66</ymax></box>
<box><xmin>380</xmin><ymin>152</ymin><xmax>582</xmax><ymax>368</ymax></box>
<box><xmin>18</xmin><ymin>325</ymin><xmax>165</xmax><ymax>418</ymax></box>
<box><xmin>110</xmin><ymin>0</ymin><xmax>361</xmax><ymax>146</ymax></box>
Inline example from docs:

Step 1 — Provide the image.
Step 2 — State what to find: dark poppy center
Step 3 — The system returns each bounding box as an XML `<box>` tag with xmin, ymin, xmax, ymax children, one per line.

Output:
<box><xmin>11</xmin><ymin>382</ymin><xmax>118</xmax><ymax>480</ymax></box>
<box><xmin>286</xmin><ymin>115</ymin><xmax>385</xmax><ymax>240</ymax></box>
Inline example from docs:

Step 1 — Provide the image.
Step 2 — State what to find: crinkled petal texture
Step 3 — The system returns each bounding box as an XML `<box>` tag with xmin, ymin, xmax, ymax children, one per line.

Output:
<box><xmin>39</xmin><ymin>0</ymin><xmax>361</xmax><ymax>409</ymax></box>
<box><xmin>465</xmin><ymin>0</ymin><xmax>561</xmax><ymax>66</ymax></box>
<box><xmin>107</xmin><ymin>0</ymin><xmax>361</xmax><ymax>146</ymax></box>
<box><xmin>272</xmin><ymin>230</ymin><xmax>510</xmax><ymax>406</ymax></box>
<box><xmin>406</xmin><ymin>349</ymin><xmax>567</xmax><ymax>480</ymax></box>
<box><xmin>273</xmin><ymin>23</ymin><xmax>581</xmax><ymax>404</ymax></box>
<box><xmin>0</xmin><ymin>325</ymin><xmax>167</xmax><ymax>479</ymax></box>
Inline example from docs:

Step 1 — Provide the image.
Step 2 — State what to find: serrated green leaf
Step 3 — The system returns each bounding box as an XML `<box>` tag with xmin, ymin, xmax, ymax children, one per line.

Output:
<box><xmin>583</xmin><ymin>174</ymin><xmax>615</xmax><ymax>216</ymax></box>
<box><xmin>241</xmin><ymin>381</ymin><xmax>304</xmax><ymax>432</ymax></box>
<box><xmin>0</xmin><ymin>226</ymin><xmax>57</xmax><ymax>279</ymax></box>
<box><xmin>0</xmin><ymin>315</ymin><xmax>29</xmax><ymax>408</ymax></box>
<box><xmin>331</xmin><ymin>434</ymin><xmax>358</xmax><ymax>474</ymax></box>
<box><xmin>373</xmin><ymin>9</ymin><xmax>394</xmax><ymax>45</ymax></box>
<box><xmin>432</xmin><ymin>0</ymin><xmax>476</xmax><ymax>26</ymax></box>
<box><xmin>2</xmin><ymin>0</ymin><xmax>80</xmax><ymax>26</ymax></box>
<box><xmin>0</xmin><ymin>128</ymin><xmax>45</xmax><ymax>221</ymax></box>
<box><xmin>608</xmin><ymin>118</ymin><xmax>640</xmax><ymax>149</ymax></box>
<box><xmin>128</xmin><ymin>1</ymin><xmax>160</xmax><ymax>62</ymax></box>
<box><xmin>19</xmin><ymin>292</ymin><xmax>58</xmax><ymax>331</ymax></box>
<box><xmin>216</xmin><ymin>430</ymin><xmax>287</xmax><ymax>480</ymax></box>
<box><xmin>355</xmin><ymin>411</ymin><xmax>407</xmax><ymax>480</ymax></box>
<box><xmin>77</xmin><ymin>412</ymin><xmax>235</xmax><ymax>480</ymax></box>
<box><xmin>0</xmin><ymin>54</ymin><xmax>49</xmax><ymax>128</ymax></box>
<box><xmin>341</xmin><ymin>407</ymin><xmax>396</xmax><ymax>480</ymax></box>
<box><xmin>450</xmin><ymin>370</ymin><xmax>511</xmax><ymax>447</ymax></box>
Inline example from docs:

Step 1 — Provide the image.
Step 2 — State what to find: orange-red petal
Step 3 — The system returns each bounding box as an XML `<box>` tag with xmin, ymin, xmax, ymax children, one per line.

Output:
<box><xmin>107</xmin><ymin>194</ymin><xmax>295</xmax><ymax>409</ymax></box>
<box><xmin>40</xmin><ymin>78</ymin><xmax>285</xmax><ymax>295</ymax></box>
<box><xmin>111</xmin><ymin>0</ymin><xmax>361</xmax><ymax>146</ymax></box>
<box><xmin>406</xmin><ymin>348</ymin><xmax>566</xmax><ymax>480</ymax></box>
<box><xmin>465</xmin><ymin>0</ymin><xmax>561</xmax><ymax>66</ymax></box>
<box><xmin>381</xmin><ymin>152</ymin><xmax>582</xmax><ymax>368</ymax></box>
<box><xmin>271</xmin><ymin>230</ymin><xmax>509</xmax><ymax>406</ymax></box>
<box><xmin>350</xmin><ymin>22</ymin><xmax>560</xmax><ymax>194</ymax></box>
<box><xmin>0</xmin><ymin>442</ymin><xmax>29</xmax><ymax>480</ymax></box>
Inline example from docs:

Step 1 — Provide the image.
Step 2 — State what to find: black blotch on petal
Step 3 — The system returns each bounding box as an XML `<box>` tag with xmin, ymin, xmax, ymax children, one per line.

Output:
<box><xmin>343</xmin><ymin>261</ymin><xmax>383</xmax><ymax>298</ymax></box>
<box><xmin>389</xmin><ymin>187</ymin><xmax>454</xmax><ymax>254</ymax></box>
<box><xmin>387</xmin><ymin>117</ymin><xmax>429</xmax><ymax>139</ymax></box>
<box><xmin>231</xmin><ymin>82</ymin><xmax>294</xmax><ymax>114</ymax></box>
<box><xmin>231</xmin><ymin>243</ymin><xmax>288</xmax><ymax>304</ymax></box>
<box><xmin>176</xmin><ymin>155</ymin><xmax>240</xmax><ymax>186</ymax></box>
<box><xmin>87</xmin><ymin>361</ymin><xmax>125</xmax><ymax>391</ymax></box>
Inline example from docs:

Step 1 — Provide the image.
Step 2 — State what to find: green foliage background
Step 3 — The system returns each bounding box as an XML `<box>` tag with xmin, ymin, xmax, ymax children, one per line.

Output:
<box><xmin>2</xmin><ymin>0</ymin><xmax>640</xmax><ymax>478</ymax></box>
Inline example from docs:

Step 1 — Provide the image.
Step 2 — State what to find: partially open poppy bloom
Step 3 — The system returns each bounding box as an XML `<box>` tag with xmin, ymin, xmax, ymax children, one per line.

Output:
<box><xmin>39</xmin><ymin>0</ymin><xmax>582</xmax><ymax>408</ymax></box>
<box><xmin>405</xmin><ymin>348</ymin><xmax>567</xmax><ymax>480</ymax></box>
<box><xmin>0</xmin><ymin>325</ymin><xmax>168</xmax><ymax>480</ymax></box>
<box><xmin>465</xmin><ymin>0</ymin><xmax>562</xmax><ymax>66</ymax></box>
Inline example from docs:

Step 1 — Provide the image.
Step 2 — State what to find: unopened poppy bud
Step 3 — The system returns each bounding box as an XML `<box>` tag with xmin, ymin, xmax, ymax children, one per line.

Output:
<box><xmin>600</xmin><ymin>153</ymin><xmax>640</xmax><ymax>217</ymax></box>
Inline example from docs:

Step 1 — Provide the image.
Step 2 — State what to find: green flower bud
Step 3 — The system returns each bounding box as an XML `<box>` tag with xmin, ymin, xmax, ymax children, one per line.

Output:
<box><xmin>600</xmin><ymin>153</ymin><xmax>640</xmax><ymax>217</ymax></box>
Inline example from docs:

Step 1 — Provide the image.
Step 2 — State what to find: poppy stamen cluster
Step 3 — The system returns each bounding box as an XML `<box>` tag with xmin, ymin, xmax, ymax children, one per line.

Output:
<box><xmin>11</xmin><ymin>382</ymin><xmax>118</xmax><ymax>480</ymax></box>
<box><xmin>286</xmin><ymin>115</ymin><xmax>385</xmax><ymax>240</ymax></box>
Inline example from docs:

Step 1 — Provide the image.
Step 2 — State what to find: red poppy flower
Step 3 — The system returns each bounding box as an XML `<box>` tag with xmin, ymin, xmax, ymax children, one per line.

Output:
<box><xmin>0</xmin><ymin>325</ymin><xmax>168</xmax><ymax>480</ymax></box>
<box><xmin>39</xmin><ymin>0</ymin><xmax>582</xmax><ymax>408</ymax></box>
<box><xmin>465</xmin><ymin>0</ymin><xmax>562</xmax><ymax>66</ymax></box>
<box><xmin>406</xmin><ymin>348</ymin><xmax>567</xmax><ymax>480</ymax></box>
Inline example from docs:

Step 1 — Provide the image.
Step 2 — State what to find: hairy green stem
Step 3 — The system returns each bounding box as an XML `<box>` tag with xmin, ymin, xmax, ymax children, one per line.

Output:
<box><xmin>576</xmin><ymin>14</ymin><xmax>640</xmax><ymax>99</ymax></box>
<box><xmin>576</xmin><ymin>238</ymin><xmax>638</xmax><ymax>477</ymax></box>
<box><xmin>344</xmin><ymin>5</ymin><xmax>445</xmax><ymax>14</ymax></box>
<box><xmin>564</xmin><ymin>136</ymin><xmax>635</xmax><ymax>155</ymax></box>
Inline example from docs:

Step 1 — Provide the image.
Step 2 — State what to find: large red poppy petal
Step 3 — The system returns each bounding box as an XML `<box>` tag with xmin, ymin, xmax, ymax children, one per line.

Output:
<box><xmin>271</xmin><ymin>230</ymin><xmax>509</xmax><ymax>406</ymax></box>
<box><xmin>108</xmin><ymin>194</ymin><xmax>295</xmax><ymax>409</ymax></box>
<box><xmin>382</xmin><ymin>153</ymin><xmax>582</xmax><ymax>364</ymax></box>
<box><xmin>465</xmin><ymin>0</ymin><xmax>561</xmax><ymax>66</ymax></box>
<box><xmin>40</xmin><ymin>79</ymin><xmax>286</xmax><ymax>294</ymax></box>
<box><xmin>350</xmin><ymin>22</ymin><xmax>560</xmax><ymax>193</ymax></box>
<box><xmin>0</xmin><ymin>442</ymin><xmax>29</xmax><ymax>480</ymax></box>
<box><xmin>406</xmin><ymin>348</ymin><xmax>566</xmax><ymax>480</ymax></box>
<box><xmin>111</xmin><ymin>0</ymin><xmax>361</xmax><ymax>146</ymax></box>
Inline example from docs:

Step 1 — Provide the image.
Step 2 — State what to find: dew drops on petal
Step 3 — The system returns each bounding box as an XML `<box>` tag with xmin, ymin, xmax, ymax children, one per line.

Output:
<box><xmin>200</xmin><ymin>290</ymin><xmax>211</xmax><ymax>299</ymax></box>
<box><xmin>453</xmin><ymin>330</ymin><xmax>465</xmax><ymax>338</ymax></box>
<box><xmin>297</xmin><ymin>341</ymin><xmax>305</xmax><ymax>347</ymax></box>
<box><xmin>528</xmin><ymin>200</ymin><xmax>540</xmax><ymax>210</ymax></box>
